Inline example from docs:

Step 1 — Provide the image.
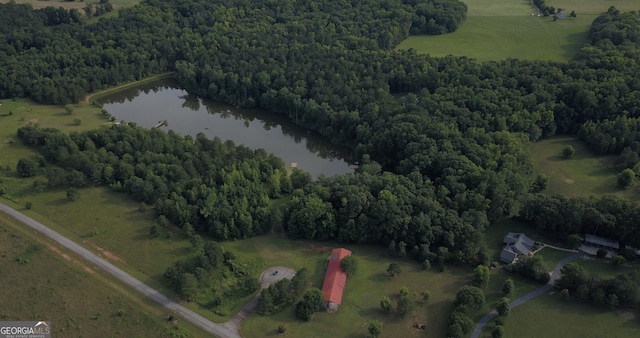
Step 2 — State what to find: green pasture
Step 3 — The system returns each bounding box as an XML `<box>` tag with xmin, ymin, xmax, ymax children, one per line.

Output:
<box><xmin>501</xmin><ymin>293</ymin><xmax>639</xmax><ymax>337</ymax></box>
<box><xmin>396</xmin><ymin>0</ymin><xmax>639</xmax><ymax>62</ymax></box>
<box><xmin>574</xmin><ymin>256</ymin><xmax>637</xmax><ymax>279</ymax></box>
<box><xmin>0</xmin><ymin>216</ymin><xmax>200</xmax><ymax>338</ymax></box>
<box><xmin>530</xmin><ymin>136</ymin><xmax>640</xmax><ymax>200</ymax></box>
<box><xmin>225</xmin><ymin>234</ymin><xmax>472</xmax><ymax>338</ymax></box>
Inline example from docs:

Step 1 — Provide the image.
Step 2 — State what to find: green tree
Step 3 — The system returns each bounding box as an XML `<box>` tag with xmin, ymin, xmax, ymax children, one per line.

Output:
<box><xmin>295</xmin><ymin>287</ymin><xmax>324</xmax><ymax>321</ymax></box>
<box><xmin>64</xmin><ymin>104</ymin><xmax>75</xmax><ymax>115</ymax></box>
<box><xmin>73</xmin><ymin>118</ymin><xmax>82</xmax><ymax>126</ymax></box>
<box><xmin>501</xmin><ymin>279</ymin><xmax>515</xmax><ymax>296</ymax></box>
<box><xmin>560</xmin><ymin>288</ymin><xmax>570</xmax><ymax>300</ymax></box>
<box><xmin>611</xmin><ymin>255</ymin><xmax>627</xmax><ymax>266</ymax></box>
<box><xmin>399</xmin><ymin>286</ymin><xmax>409</xmax><ymax>296</ymax></box>
<box><xmin>368</xmin><ymin>319</ymin><xmax>383</xmax><ymax>338</ymax></box>
<box><xmin>492</xmin><ymin>325</ymin><xmax>504</xmax><ymax>338</ymax></box>
<box><xmin>386</xmin><ymin>263</ymin><xmax>401</xmax><ymax>277</ymax></box>
<box><xmin>397</xmin><ymin>295</ymin><xmax>416</xmax><ymax>316</ymax></box>
<box><xmin>16</xmin><ymin>158</ymin><xmax>37</xmax><ymax>177</ymax></box>
<box><xmin>566</xmin><ymin>234</ymin><xmax>581</xmax><ymax>250</ymax></box>
<box><xmin>562</xmin><ymin>145</ymin><xmax>575</xmax><ymax>159</ymax></box>
<box><xmin>530</xmin><ymin>173</ymin><xmax>549</xmax><ymax>193</ymax></box>
<box><xmin>473</xmin><ymin>265</ymin><xmax>490</xmax><ymax>288</ymax></box>
<box><xmin>617</xmin><ymin>168</ymin><xmax>635</xmax><ymax>188</ymax></box>
<box><xmin>455</xmin><ymin>286</ymin><xmax>485</xmax><ymax>313</ymax></box>
<box><xmin>597</xmin><ymin>248</ymin><xmax>608</xmax><ymax>258</ymax></box>
<box><xmin>422</xmin><ymin>290</ymin><xmax>431</xmax><ymax>303</ymax></box>
<box><xmin>66</xmin><ymin>187</ymin><xmax>79</xmax><ymax>201</ymax></box>
<box><xmin>340</xmin><ymin>255</ymin><xmax>358</xmax><ymax>276</ymax></box>
<box><xmin>496</xmin><ymin>297</ymin><xmax>510</xmax><ymax>317</ymax></box>
<box><xmin>380</xmin><ymin>296</ymin><xmax>392</xmax><ymax>313</ymax></box>
<box><xmin>180</xmin><ymin>273</ymin><xmax>198</xmax><ymax>301</ymax></box>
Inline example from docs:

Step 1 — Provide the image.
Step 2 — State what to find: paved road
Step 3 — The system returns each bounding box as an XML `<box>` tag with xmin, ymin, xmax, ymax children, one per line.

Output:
<box><xmin>470</xmin><ymin>251</ymin><xmax>585</xmax><ymax>338</ymax></box>
<box><xmin>0</xmin><ymin>203</ymin><xmax>240</xmax><ymax>338</ymax></box>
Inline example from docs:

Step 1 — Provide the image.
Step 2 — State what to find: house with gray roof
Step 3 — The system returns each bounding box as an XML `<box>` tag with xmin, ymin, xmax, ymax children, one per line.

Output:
<box><xmin>500</xmin><ymin>232</ymin><xmax>535</xmax><ymax>264</ymax></box>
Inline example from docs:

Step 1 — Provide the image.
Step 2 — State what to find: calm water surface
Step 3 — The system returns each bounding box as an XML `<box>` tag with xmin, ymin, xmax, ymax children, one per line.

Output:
<box><xmin>98</xmin><ymin>79</ymin><xmax>354</xmax><ymax>177</ymax></box>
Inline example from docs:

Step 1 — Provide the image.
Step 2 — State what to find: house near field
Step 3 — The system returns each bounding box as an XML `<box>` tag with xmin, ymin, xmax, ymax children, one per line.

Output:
<box><xmin>321</xmin><ymin>248</ymin><xmax>352</xmax><ymax>312</ymax></box>
<box><xmin>500</xmin><ymin>232</ymin><xmax>535</xmax><ymax>264</ymax></box>
<box><xmin>583</xmin><ymin>234</ymin><xmax>620</xmax><ymax>251</ymax></box>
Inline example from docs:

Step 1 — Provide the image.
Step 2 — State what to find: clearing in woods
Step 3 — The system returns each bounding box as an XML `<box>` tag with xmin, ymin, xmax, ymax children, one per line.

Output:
<box><xmin>396</xmin><ymin>0</ymin><xmax>640</xmax><ymax>62</ymax></box>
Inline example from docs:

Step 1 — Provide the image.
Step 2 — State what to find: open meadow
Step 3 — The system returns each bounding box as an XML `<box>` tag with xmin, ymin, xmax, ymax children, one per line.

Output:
<box><xmin>530</xmin><ymin>136</ymin><xmax>640</xmax><ymax>199</ymax></box>
<box><xmin>502</xmin><ymin>293</ymin><xmax>639</xmax><ymax>337</ymax></box>
<box><xmin>396</xmin><ymin>0</ymin><xmax>639</xmax><ymax>62</ymax></box>
<box><xmin>224</xmin><ymin>234</ymin><xmax>472</xmax><ymax>338</ymax></box>
<box><xmin>0</xmin><ymin>213</ymin><xmax>203</xmax><ymax>337</ymax></box>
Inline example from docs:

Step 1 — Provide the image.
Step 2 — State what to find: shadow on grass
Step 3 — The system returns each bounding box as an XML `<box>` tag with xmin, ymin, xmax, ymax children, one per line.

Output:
<box><xmin>368</xmin><ymin>272</ymin><xmax>390</xmax><ymax>282</ymax></box>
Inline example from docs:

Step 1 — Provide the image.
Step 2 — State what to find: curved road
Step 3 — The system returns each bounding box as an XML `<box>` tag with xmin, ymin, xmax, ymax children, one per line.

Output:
<box><xmin>470</xmin><ymin>251</ymin><xmax>585</xmax><ymax>338</ymax></box>
<box><xmin>0</xmin><ymin>203</ymin><xmax>293</xmax><ymax>338</ymax></box>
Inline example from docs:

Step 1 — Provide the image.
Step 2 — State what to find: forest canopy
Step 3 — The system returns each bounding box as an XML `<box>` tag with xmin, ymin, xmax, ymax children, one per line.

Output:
<box><xmin>4</xmin><ymin>1</ymin><xmax>640</xmax><ymax>265</ymax></box>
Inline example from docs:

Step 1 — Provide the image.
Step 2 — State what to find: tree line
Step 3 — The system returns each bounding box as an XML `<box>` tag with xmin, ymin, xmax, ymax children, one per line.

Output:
<box><xmin>6</xmin><ymin>1</ymin><xmax>640</xmax><ymax>269</ymax></box>
<box><xmin>16</xmin><ymin>123</ymin><xmax>290</xmax><ymax>240</ymax></box>
<box><xmin>519</xmin><ymin>194</ymin><xmax>640</xmax><ymax>248</ymax></box>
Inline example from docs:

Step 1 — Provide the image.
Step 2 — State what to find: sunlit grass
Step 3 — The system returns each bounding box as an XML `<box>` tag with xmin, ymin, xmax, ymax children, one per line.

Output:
<box><xmin>396</xmin><ymin>0</ymin><xmax>639</xmax><ymax>62</ymax></box>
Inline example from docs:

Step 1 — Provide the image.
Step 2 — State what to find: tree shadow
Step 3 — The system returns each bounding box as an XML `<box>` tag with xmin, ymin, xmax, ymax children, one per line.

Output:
<box><xmin>368</xmin><ymin>272</ymin><xmax>390</xmax><ymax>282</ymax></box>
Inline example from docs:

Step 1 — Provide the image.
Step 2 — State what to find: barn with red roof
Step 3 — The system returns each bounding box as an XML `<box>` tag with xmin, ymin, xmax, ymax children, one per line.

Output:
<box><xmin>321</xmin><ymin>247</ymin><xmax>352</xmax><ymax>312</ymax></box>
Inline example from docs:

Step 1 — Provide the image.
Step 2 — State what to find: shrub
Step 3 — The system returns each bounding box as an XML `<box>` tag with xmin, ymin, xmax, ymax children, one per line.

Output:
<box><xmin>596</xmin><ymin>248</ymin><xmax>608</xmax><ymax>259</ymax></box>
<box><xmin>562</xmin><ymin>145</ymin><xmax>575</xmax><ymax>159</ymax></box>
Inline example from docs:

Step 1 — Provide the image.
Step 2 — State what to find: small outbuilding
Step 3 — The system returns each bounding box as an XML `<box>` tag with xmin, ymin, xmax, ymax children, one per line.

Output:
<box><xmin>321</xmin><ymin>248</ymin><xmax>352</xmax><ymax>312</ymax></box>
<box><xmin>583</xmin><ymin>234</ymin><xmax>619</xmax><ymax>250</ymax></box>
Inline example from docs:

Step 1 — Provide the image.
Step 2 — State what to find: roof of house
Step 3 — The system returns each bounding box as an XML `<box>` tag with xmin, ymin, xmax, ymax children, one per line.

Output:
<box><xmin>503</xmin><ymin>232</ymin><xmax>534</xmax><ymax>254</ymax></box>
<box><xmin>500</xmin><ymin>233</ymin><xmax>535</xmax><ymax>264</ymax></box>
<box><xmin>500</xmin><ymin>248</ymin><xmax>518</xmax><ymax>264</ymax></box>
<box><xmin>321</xmin><ymin>248</ymin><xmax>352</xmax><ymax>305</ymax></box>
<box><xmin>584</xmin><ymin>234</ymin><xmax>620</xmax><ymax>249</ymax></box>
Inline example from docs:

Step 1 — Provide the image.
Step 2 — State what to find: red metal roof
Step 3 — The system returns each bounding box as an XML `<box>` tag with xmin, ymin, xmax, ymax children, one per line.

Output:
<box><xmin>321</xmin><ymin>248</ymin><xmax>352</xmax><ymax>304</ymax></box>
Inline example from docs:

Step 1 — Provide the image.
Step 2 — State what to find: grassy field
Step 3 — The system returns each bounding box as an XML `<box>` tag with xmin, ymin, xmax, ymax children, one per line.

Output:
<box><xmin>530</xmin><ymin>136</ymin><xmax>640</xmax><ymax>200</ymax></box>
<box><xmin>574</xmin><ymin>256</ymin><xmax>638</xmax><ymax>279</ymax></box>
<box><xmin>502</xmin><ymin>293</ymin><xmax>639</xmax><ymax>337</ymax></box>
<box><xmin>0</xmin><ymin>98</ymin><xmax>112</xmax><ymax>198</ymax></box>
<box><xmin>223</xmin><ymin>234</ymin><xmax>472</xmax><ymax>338</ymax></box>
<box><xmin>396</xmin><ymin>0</ymin><xmax>639</xmax><ymax>62</ymax></box>
<box><xmin>0</xmin><ymin>214</ymin><xmax>203</xmax><ymax>338</ymax></box>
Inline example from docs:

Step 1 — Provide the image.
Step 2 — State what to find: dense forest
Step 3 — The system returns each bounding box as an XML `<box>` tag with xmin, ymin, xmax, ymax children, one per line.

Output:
<box><xmin>4</xmin><ymin>1</ymin><xmax>640</xmax><ymax>268</ymax></box>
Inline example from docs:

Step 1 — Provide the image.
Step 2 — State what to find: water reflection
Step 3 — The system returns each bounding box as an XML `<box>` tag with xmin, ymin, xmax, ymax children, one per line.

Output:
<box><xmin>98</xmin><ymin>79</ymin><xmax>354</xmax><ymax>177</ymax></box>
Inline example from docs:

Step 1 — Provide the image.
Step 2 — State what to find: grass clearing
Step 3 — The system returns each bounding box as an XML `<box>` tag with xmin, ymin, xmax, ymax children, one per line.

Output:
<box><xmin>0</xmin><ymin>214</ymin><xmax>204</xmax><ymax>337</ymax></box>
<box><xmin>396</xmin><ymin>0</ymin><xmax>639</xmax><ymax>62</ymax></box>
<box><xmin>530</xmin><ymin>135</ymin><xmax>640</xmax><ymax>200</ymax></box>
<box><xmin>224</xmin><ymin>234</ymin><xmax>472</xmax><ymax>338</ymax></box>
<box><xmin>574</xmin><ymin>256</ymin><xmax>637</xmax><ymax>279</ymax></box>
<box><xmin>502</xmin><ymin>293</ymin><xmax>640</xmax><ymax>337</ymax></box>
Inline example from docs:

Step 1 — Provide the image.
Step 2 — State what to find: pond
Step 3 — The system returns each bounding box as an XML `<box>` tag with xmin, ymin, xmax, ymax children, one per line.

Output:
<box><xmin>98</xmin><ymin>79</ymin><xmax>354</xmax><ymax>177</ymax></box>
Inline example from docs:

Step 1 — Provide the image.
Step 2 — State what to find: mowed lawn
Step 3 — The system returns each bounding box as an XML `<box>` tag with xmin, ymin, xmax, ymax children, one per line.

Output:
<box><xmin>502</xmin><ymin>293</ymin><xmax>639</xmax><ymax>337</ymax></box>
<box><xmin>396</xmin><ymin>0</ymin><xmax>639</xmax><ymax>62</ymax></box>
<box><xmin>224</xmin><ymin>234</ymin><xmax>472</xmax><ymax>338</ymax></box>
<box><xmin>530</xmin><ymin>136</ymin><xmax>640</xmax><ymax>200</ymax></box>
